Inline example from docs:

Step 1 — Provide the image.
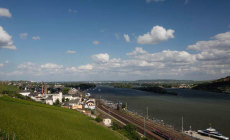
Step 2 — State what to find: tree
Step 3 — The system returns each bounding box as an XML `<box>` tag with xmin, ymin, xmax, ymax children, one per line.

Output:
<box><xmin>95</xmin><ymin>116</ymin><xmax>102</xmax><ymax>122</ymax></box>
<box><xmin>62</xmin><ymin>87</ymin><xmax>70</xmax><ymax>95</ymax></box>
<box><xmin>122</xmin><ymin>103</ymin><xmax>127</xmax><ymax>109</ymax></box>
<box><xmin>122</xmin><ymin>124</ymin><xmax>140</xmax><ymax>140</ymax></box>
<box><xmin>112</xmin><ymin>122</ymin><xmax>120</xmax><ymax>130</ymax></box>
<box><xmin>53</xmin><ymin>99</ymin><xmax>60</xmax><ymax>106</ymax></box>
<box><xmin>62</xmin><ymin>97</ymin><xmax>65</xmax><ymax>102</ymax></box>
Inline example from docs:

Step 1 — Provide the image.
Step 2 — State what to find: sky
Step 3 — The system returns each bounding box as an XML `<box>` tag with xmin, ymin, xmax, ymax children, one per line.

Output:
<box><xmin>0</xmin><ymin>0</ymin><xmax>230</xmax><ymax>81</ymax></box>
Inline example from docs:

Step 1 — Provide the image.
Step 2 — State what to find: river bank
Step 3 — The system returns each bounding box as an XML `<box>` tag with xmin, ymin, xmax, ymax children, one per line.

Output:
<box><xmin>88</xmin><ymin>87</ymin><xmax>230</xmax><ymax>137</ymax></box>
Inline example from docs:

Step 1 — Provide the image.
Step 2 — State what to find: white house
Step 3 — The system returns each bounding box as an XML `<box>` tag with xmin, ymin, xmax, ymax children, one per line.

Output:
<box><xmin>45</xmin><ymin>97</ymin><xmax>53</xmax><ymax>105</ymax></box>
<box><xmin>103</xmin><ymin>118</ymin><xmax>112</xmax><ymax>127</ymax></box>
<box><xmin>19</xmin><ymin>92</ymin><xmax>30</xmax><ymax>96</ymax></box>
<box><xmin>52</xmin><ymin>92</ymin><xmax>63</xmax><ymax>103</ymax></box>
<box><xmin>84</xmin><ymin>99</ymin><xmax>95</xmax><ymax>110</ymax></box>
<box><xmin>63</xmin><ymin>94</ymin><xmax>73</xmax><ymax>101</ymax></box>
<box><xmin>68</xmin><ymin>99</ymin><xmax>80</xmax><ymax>106</ymax></box>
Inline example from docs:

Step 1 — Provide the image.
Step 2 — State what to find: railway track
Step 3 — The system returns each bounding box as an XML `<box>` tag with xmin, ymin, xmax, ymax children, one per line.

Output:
<box><xmin>97</xmin><ymin>100</ymin><xmax>194</xmax><ymax>140</ymax></box>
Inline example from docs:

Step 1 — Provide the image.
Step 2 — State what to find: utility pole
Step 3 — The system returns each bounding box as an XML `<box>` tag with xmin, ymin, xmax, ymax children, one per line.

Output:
<box><xmin>146</xmin><ymin>106</ymin><xmax>148</xmax><ymax>120</ymax></box>
<box><xmin>182</xmin><ymin>116</ymin><xmax>184</xmax><ymax>133</ymax></box>
<box><xmin>144</xmin><ymin>117</ymin><xmax>146</xmax><ymax>137</ymax></box>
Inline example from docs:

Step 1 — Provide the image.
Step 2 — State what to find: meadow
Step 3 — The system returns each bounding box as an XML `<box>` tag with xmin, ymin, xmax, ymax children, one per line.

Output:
<box><xmin>0</xmin><ymin>96</ymin><xmax>124</xmax><ymax>140</ymax></box>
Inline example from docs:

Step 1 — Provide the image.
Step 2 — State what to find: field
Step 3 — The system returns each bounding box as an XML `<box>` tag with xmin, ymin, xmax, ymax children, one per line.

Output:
<box><xmin>0</xmin><ymin>96</ymin><xmax>124</xmax><ymax>140</ymax></box>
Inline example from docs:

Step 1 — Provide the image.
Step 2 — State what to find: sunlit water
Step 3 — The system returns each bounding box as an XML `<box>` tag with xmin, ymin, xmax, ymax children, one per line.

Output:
<box><xmin>88</xmin><ymin>87</ymin><xmax>230</xmax><ymax>136</ymax></box>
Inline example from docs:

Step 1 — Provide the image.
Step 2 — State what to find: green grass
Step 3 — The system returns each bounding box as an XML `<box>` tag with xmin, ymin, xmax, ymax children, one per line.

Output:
<box><xmin>0</xmin><ymin>96</ymin><xmax>124</xmax><ymax>140</ymax></box>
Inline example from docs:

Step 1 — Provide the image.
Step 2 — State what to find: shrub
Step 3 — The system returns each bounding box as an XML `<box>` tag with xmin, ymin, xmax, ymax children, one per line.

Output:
<box><xmin>53</xmin><ymin>99</ymin><xmax>60</xmax><ymax>106</ymax></box>
<box><xmin>112</xmin><ymin>122</ymin><xmax>120</xmax><ymax>130</ymax></box>
<box><xmin>122</xmin><ymin>124</ymin><xmax>140</xmax><ymax>140</ymax></box>
<box><xmin>95</xmin><ymin>116</ymin><xmax>102</xmax><ymax>122</ymax></box>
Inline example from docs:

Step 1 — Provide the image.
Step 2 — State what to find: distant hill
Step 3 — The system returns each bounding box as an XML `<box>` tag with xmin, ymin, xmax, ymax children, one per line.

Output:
<box><xmin>193</xmin><ymin>76</ymin><xmax>230</xmax><ymax>94</ymax></box>
<box><xmin>0</xmin><ymin>96</ymin><xmax>123</xmax><ymax>140</ymax></box>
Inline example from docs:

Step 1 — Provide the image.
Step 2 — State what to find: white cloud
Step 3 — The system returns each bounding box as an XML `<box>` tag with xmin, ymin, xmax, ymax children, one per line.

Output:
<box><xmin>66</xmin><ymin>50</ymin><xmax>76</xmax><ymax>54</ymax></box>
<box><xmin>0</xmin><ymin>63</ymin><xmax>4</xmax><ymax>67</ymax></box>
<box><xmin>68</xmin><ymin>8</ymin><xmax>78</xmax><ymax>13</ymax></box>
<box><xmin>187</xmin><ymin>31</ymin><xmax>230</xmax><ymax>51</ymax></box>
<box><xmin>91</xmin><ymin>53</ymin><xmax>110</xmax><ymax>63</ymax></box>
<box><xmin>124</xmin><ymin>34</ymin><xmax>131</xmax><ymax>42</ymax></box>
<box><xmin>137</xmin><ymin>25</ymin><xmax>175</xmax><ymax>45</ymax></box>
<box><xmin>0</xmin><ymin>8</ymin><xmax>12</xmax><ymax>18</ymax></box>
<box><xmin>0</xmin><ymin>26</ymin><xmax>16</xmax><ymax>50</ymax></box>
<box><xmin>127</xmin><ymin>47</ymin><xmax>195</xmax><ymax>64</ymax></box>
<box><xmin>92</xmin><ymin>40</ymin><xmax>100</xmax><ymax>45</ymax></box>
<box><xmin>146</xmin><ymin>0</ymin><xmax>164</xmax><ymax>3</ymax></box>
<box><xmin>126</xmin><ymin>47</ymin><xmax>147</xmax><ymax>56</ymax></box>
<box><xmin>41</xmin><ymin>63</ymin><xmax>63</xmax><ymax>69</ymax></box>
<box><xmin>32</xmin><ymin>36</ymin><xmax>40</xmax><ymax>40</ymax></box>
<box><xmin>19</xmin><ymin>33</ymin><xmax>28</xmax><ymax>39</ymax></box>
<box><xmin>78</xmin><ymin>64</ymin><xmax>93</xmax><ymax>70</ymax></box>
<box><xmin>5</xmin><ymin>60</ymin><xmax>9</xmax><ymax>64</ymax></box>
<box><xmin>187</xmin><ymin>31</ymin><xmax>230</xmax><ymax>62</ymax></box>
<box><xmin>3</xmin><ymin>30</ymin><xmax>230</xmax><ymax>81</ymax></box>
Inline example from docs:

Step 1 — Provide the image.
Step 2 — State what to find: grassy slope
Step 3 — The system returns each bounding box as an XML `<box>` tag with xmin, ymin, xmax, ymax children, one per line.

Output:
<box><xmin>0</xmin><ymin>96</ymin><xmax>123</xmax><ymax>140</ymax></box>
<box><xmin>193</xmin><ymin>76</ymin><xmax>230</xmax><ymax>94</ymax></box>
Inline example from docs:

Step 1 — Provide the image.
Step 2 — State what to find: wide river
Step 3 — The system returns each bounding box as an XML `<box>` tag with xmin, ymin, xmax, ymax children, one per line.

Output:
<box><xmin>88</xmin><ymin>86</ymin><xmax>230</xmax><ymax>137</ymax></box>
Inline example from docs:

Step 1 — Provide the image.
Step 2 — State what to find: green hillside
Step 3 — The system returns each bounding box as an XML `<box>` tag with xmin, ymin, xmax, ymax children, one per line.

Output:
<box><xmin>0</xmin><ymin>96</ymin><xmax>123</xmax><ymax>140</ymax></box>
<box><xmin>192</xmin><ymin>76</ymin><xmax>230</xmax><ymax>94</ymax></box>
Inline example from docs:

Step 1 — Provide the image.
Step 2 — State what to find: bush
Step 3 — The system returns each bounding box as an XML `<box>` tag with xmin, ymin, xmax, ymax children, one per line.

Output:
<box><xmin>53</xmin><ymin>99</ymin><xmax>60</xmax><ymax>106</ymax></box>
<box><xmin>122</xmin><ymin>124</ymin><xmax>140</xmax><ymax>140</ymax></box>
<box><xmin>95</xmin><ymin>116</ymin><xmax>102</xmax><ymax>122</ymax></box>
<box><xmin>62</xmin><ymin>87</ymin><xmax>70</xmax><ymax>95</ymax></box>
<box><xmin>91</xmin><ymin>110</ymin><xmax>95</xmax><ymax>115</ymax></box>
<box><xmin>112</xmin><ymin>122</ymin><xmax>120</xmax><ymax>130</ymax></box>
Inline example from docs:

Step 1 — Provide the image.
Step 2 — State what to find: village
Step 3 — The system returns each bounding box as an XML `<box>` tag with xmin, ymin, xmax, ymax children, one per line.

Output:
<box><xmin>17</xmin><ymin>82</ymin><xmax>113</xmax><ymax>127</ymax></box>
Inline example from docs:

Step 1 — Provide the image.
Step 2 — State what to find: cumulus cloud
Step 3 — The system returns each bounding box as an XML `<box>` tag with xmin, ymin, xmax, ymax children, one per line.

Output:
<box><xmin>19</xmin><ymin>33</ymin><xmax>28</xmax><ymax>39</ymax></box>
<box><xmin>126</xmin><ymin>47</ymin><xmax>147</xmax><ymax>56</ymax></box>
<box><xmin>124</xmin><ymin>34</ymin><xmax>131</xmax><ymax>42</ymax></box>
<box><xmin>91</xmin><ymin>53</ymin><xmax>110</xmax><ymax>63</ymax></box>
<box><xmin>137</xmin><ymin>25</ymin><xmax>175</xmax><ymax>45</ymax></box>
<box><xmin>187</xmin><ymin>31</ymin><xmax>230</xmax><ymax>51</ymax></box>
<box><xmin>127</xmin><ymin>47</ymin><xmax>195</xmax><ymax>65</ymax></box>
<box><xmin>146</xmin><ymin>0</ymin><xmax>164</xmax><ymax>3</ymax></box>
<box><xmin>187</xmin><ymin>31</ymin><xmax>230</xmax><ymax>62</ymax></box>
<box><xmin>41</xmin><ymin>63</ymin><xmax>63</xmax><ymax>69</ymax></box>
<box><xmin>78</xmin><ymin>64</ymin><xmax>93</xmax><ymax>70</ymax></box>
<box><xmin>92</xmin><ymin>40</ymin><xmax>100</xmax><ymax>45</ymax></box>
<box><xmin>2</xmin><ymin>30</ymin><xmax>230</xmax><ymax>80</ymax></box>
<box><xmin>66</xmin><ymin>50</ymin><xmax>76</xmax><ymax>54</ymax></box>
<box><xmin>32</xmin><ymin>36</ymin><xmax>40</xmax><ymax>40</ymax></box>
<box><xmin>0</xmin><ymin>8</ymin><xmax>12</xmax><ymax>18</ymax></box>
<box><xmin>0</xmin><ymin>26</ymin><xmax>16</xmax><ymax>50</ymax></box>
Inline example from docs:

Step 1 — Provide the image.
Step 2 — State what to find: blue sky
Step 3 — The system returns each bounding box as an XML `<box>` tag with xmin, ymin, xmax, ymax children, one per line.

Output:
<box><xmin>0</xmin><ymin>0</ymin><xmax>230</xmax><ymax>81</ymax></box>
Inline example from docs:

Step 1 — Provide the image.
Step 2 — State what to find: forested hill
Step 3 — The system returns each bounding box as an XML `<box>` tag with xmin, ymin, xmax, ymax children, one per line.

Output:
<box><xmin>192</xmin><ymin>76</ymin><xmax>230</xmax><ymax>94</ymax></box>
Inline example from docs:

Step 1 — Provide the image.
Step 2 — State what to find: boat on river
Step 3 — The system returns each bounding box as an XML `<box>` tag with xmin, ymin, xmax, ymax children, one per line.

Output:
<box><xmin>197</xmin><ymin>127</ymin><xmax>229</xmax><ymax>140</ymax></box>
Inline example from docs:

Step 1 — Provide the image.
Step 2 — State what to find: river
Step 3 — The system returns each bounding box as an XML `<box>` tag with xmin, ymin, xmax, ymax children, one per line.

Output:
<box><xmin>88</xmin><ymin>86</ymin><xmax>230</xmax><ymax>137</ymax></box>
